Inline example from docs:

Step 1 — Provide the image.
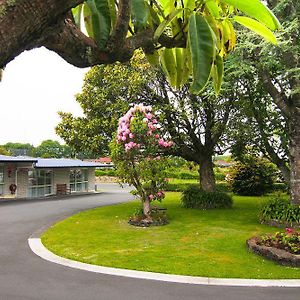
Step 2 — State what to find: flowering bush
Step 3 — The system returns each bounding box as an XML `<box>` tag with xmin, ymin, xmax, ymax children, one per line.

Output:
<box><xmin>110</xmin><ymin>104</ymin><xmax>173</xmax><ymax>223</ymax></box>
<box><xmin>258</xmin><ymin>228</ymin><xmax>300</xmax><ymax>254</ymax></box>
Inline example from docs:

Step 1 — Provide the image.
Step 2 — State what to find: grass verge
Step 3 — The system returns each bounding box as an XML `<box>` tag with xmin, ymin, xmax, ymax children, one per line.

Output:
<box><xmin>41</xmin><ymin>193</ymin><xmax>299</xmax><ymax>279</ymax></box>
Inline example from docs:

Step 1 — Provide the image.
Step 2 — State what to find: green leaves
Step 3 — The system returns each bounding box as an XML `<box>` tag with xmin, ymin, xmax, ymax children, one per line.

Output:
<box><xmin>85</xmin><ymin>0</ymin><xmax>112</xmax><ymax>49</ymax></box>
<box><xmin>72</xmin><ymin>4</ymin><xmax>83</xmax><ymax>28</ymax></box>
<box><xmin>154</xmin><ymin>9</ymin><xmax>183</xmax><ymax>42</ymax></box>
<box><xmin>73</xmin><ymin>0</ymin><xmax>281</xmax><ymax>95</ymax></box>
<box><xmin>212</xmin><ymin>55</ymin><xmax>224</xmax><ymax>94</ymax></box>
<box><xmin>188</xmin><ymin>13</ymin><xmax>215</xmax><ymax>93</ymax></box>
<box><xmin>160</xmin><ymin>48</ymin><xmax>177</xmax><ymax>87</ymax></box>
<box><xmin>221</xmin><ymin>0</ymin><xmax>280</xmax><ymax>30</ymax></box>
<box><xmin>234</xmin><ymin>16</ymin><xmax>277</xmax><ymax>44</ymax></box>
<box><xmin>131</xmin><ymin>0</ymin><xmax>149</xmax><ymax>31</ymax></box>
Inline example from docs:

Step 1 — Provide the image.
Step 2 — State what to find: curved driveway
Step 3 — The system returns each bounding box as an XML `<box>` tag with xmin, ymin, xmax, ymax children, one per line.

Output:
<box><xmin>0</xmin><ymin>184</ymin><xmax>299</xmax><ymax>300</ymax></box>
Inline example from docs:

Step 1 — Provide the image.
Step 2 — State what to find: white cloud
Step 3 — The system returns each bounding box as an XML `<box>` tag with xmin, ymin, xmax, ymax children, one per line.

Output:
<box><xmin>0</xmin><ymin>47</ymin><xmax>88</xmax><ymax>146</ymax></box>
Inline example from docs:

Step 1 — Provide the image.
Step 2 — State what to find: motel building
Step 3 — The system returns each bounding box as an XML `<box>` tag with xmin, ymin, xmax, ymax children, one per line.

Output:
<box><xmin>0</xmin><ymin>155</ymin><xmax>103</xmax><ymax>199</ymax></box>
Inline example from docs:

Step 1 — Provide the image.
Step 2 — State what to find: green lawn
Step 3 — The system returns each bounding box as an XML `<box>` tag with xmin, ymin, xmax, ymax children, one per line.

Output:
<box><xmin>41</xmin><ymin>193</ymin><xmax>300</xmax><ymax>279</ymax></box>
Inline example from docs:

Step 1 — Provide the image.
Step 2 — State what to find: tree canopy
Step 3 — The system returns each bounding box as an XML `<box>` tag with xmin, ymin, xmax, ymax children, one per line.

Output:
<box><xmin>0</xmin><ymin>0</ymin><xmax>280</xmax><ymax>93</ymax></box>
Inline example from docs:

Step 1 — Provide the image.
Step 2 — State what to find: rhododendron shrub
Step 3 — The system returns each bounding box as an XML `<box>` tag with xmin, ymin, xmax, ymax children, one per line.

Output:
<box><xmin>110</xmin><ymin>104</ymin><xmax>172</xmax><ymax>222</ymax></box>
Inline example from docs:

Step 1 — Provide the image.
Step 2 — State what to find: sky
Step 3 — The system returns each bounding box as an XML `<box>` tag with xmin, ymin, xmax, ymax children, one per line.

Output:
<box><xmin>0</xmin><ymin>47</ymin><xmax>89</xmax><ymax>146</ymax></box>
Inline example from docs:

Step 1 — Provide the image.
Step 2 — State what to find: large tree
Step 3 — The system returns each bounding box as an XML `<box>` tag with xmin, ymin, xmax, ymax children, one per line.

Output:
<box><xmin>56</xmin><ymin>57</ymin><xmax>149</xmax><ymax>157</ymax></box>
<box><xmin>0</xmin><ymin>0</ymin><xmax>279</xmax><ymax>94</ymax></box>
<box><xmin>57</xmin><ymin>56</ymin><xmax>236</xmax><ymax>191</ymax></box>
<box><xmin>226</xmin><ymin>0</ymin><xmax>300</xmax><ymax>203</ymax></box>
<box><xmin>34</xmin><ymin>140</ymin><xmax>72</xmax><ymax>158</ymax></box>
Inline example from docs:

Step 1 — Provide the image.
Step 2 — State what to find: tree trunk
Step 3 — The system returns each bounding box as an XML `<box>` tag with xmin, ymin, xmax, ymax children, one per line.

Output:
<box><xmin>289</xmin><ymin>113</ymin><xmax>300</xmax><ymax>205</ymax></box>
<box><xmin>199</xmin><ymin>156</ymin><xmax>216</xmax><ymax>192</ymax></box>
<box><xmin>143</xmin><ymin>198</ymin><xmax>152</xmax><ymax>220</ymax></box>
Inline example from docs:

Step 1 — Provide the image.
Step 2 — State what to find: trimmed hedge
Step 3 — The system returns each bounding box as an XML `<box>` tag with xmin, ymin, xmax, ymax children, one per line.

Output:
<box><xmin>181</xmin><ymin>185</ymin><xmax>233</xmax><ymax>209</ymax></box>
<box><xmin>95</xmin><ymin>169</ymin><xmax>117</xmax><ymax>177</ymax></box>
<box><xmin>166</xmin><ymin>182</ymin><xmax>231</xmax><ymax>192</ymax></box>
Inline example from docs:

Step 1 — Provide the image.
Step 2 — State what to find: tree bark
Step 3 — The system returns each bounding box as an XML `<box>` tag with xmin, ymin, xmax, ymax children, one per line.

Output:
<box><xmin>143</xmin><ymin>198</ymin><xmax>152</xmax><ymax>220</ymax></box>
<box><xmin>289</xmin><ymin>111</ymin><xmax>300</xmax><ymax>205</ymax></box>
<box><xmin>199</xmin><ymin>156</ymin><xmax>216</xmax><ymax>192</ymax></box>
<box><xmin>0</xmin><ymin>0</ymin><xmax>83</xmax><ymax>68</ymax></box>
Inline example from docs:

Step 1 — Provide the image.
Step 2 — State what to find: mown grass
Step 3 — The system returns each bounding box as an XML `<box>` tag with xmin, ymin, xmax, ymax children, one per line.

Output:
<box><xmin>42</xmin><ymin>193</ymin><xmax>300</xmax><ymax>279</ymax></box>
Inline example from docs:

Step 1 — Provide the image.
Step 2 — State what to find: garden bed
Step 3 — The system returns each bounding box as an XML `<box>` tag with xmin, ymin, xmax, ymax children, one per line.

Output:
<box><xmin>247</xmin><ymin>237</ymin><xmax>300</xmax><ymax>267</ymax></box>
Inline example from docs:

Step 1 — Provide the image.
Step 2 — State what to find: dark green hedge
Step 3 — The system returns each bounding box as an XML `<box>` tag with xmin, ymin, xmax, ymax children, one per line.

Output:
<box><xmin>181</xmin><ymin>185</ymin><xmax>233</xmax><ymax>209</ymax></box>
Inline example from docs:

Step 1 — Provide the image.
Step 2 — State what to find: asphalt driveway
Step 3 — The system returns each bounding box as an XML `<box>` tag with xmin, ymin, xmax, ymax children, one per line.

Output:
<box><xmin>0</xmin><ymin>184</ymin><xmax>299</xmax><ymax>300</ymax></box>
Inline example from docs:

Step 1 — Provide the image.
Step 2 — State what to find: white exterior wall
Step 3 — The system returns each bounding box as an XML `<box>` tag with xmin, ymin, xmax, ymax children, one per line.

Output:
<box><xmin>88</xmin><ymin>168</ymin><xmax>96</xmax><ymax>192</ymax></box>
<box><xmin>53</xmin><ymin>168</ymin><xmax>70</xmax><ymax>193</ymax></box>
<box><xmin>3</xmin><ymin>165</ymin><xmax>16</xmax><ymax>196</ymax></box>
<box><xmin>16</xmin><ymin>168</ymin><xmax>29</xmax><ymax>198</ymax></box>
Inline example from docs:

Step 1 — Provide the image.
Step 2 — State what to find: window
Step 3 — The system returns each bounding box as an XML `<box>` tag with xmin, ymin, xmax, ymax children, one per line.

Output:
<box><xmin>0</xmin><ymin>167</ymin><xmax>3</xmax><ymax>195</ymax></box>
<box><xmin>28</xmin><ymin>169</ymin><xmax>52</xmax><ymax>197</ymax></box>
<box><xmin>70</xmin><ymin>169</ymin><xmax>88</xmax><ymax>192</ymax></box>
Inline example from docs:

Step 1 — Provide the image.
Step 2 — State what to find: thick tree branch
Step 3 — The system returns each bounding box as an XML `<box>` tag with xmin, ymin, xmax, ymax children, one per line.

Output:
<box><xmin>0</xmin><ymin>0</ymin><xmax>187</xmax><ymax>69</ymax></box>
<box><xmin>0</xmin><ymin>0</ymin><xmax>84</xmax><ymax>68</ymax></box>
<box><xmin>259</xmin><ymin>69</ymin><xmax>291</xmax><ymax>119</ymax></box>
<box><xmin>44</xmin><ymin>17</ymin><xmax>112</xmax><ymax>67</ymax></box>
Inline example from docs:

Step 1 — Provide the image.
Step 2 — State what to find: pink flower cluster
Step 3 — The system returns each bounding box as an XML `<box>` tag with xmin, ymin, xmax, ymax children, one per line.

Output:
<box><xmin>116</xmin><ymin>104</ymin><xmax>173</xmax><ymax>151</ymax></box>
<box><xmin>158</xmin><ymin>138</ymin><xmax>173</xmax><ymax>148</ymax></box>
<box><xmin>148</xmin><ymin>190</ymin><xmax>165</xmax><ymax>201</ymax></box>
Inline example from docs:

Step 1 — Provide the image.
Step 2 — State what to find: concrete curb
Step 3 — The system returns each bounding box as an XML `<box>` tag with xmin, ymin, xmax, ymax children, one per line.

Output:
<box><xmin>28</xmin><ymin>238</ymin><xmax>300</xmax><ymax>287</ymax></box>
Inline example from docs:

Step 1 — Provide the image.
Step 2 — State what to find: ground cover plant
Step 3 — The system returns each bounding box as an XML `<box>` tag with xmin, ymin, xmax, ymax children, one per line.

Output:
<box><xmin>258</xmin><ymin>228</ymin><xmax>300</xmax><ymax>255</ymax></box>
<box><xmin>42</xmin><ymin>193</ymin><xmax>300</xmax><ymax>279</ymax></box>
<box><xmin>260</xmin><ymin>196</ymin><xmax>300</xmax><ymax>227</ymax></box>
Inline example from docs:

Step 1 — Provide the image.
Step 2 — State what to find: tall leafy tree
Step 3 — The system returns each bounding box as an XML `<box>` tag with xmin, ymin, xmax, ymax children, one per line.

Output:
<box><xmin>3</xmin><ymin>142</ymin><xmax>35</xmax><ymax>156</ymax></box>
<box><xmin>34</xmin><ymin>140</ymin><xmax>72</xmax><ymax>158</ymax></box>
<box><xmin>0</xmin><ymin>0</ymin><xmax>279</xmax><ymax>94</ymax></box>
<box><xmin>56</xmin><ymin>57</ymin><xmax>150</xmax><ymax>157</ymax></box>
<box><xmin>225</xmin><ymin>0</ymin><xmax>300</xmax><ymax>203</ymax></box>
<box><xmin>57</xmin><ymin>56</ymin><xmax>236</xmax><ymax>191</ymax></box>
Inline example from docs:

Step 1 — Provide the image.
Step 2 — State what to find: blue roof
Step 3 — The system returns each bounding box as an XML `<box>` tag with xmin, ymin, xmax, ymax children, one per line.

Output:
<box><xmin>35</xmin><ymin>158</ymin><xmax>104</xmax><ymax>168</ymax></box>
<box><xmin>0</xmin><ymin>155</ymin><xmax>104</xmax><ymax>168</ymax></box>
<box><xmin>0</xmin><ymin>155</ymin><xmax>37</xmax><ymax>162</ymax></box>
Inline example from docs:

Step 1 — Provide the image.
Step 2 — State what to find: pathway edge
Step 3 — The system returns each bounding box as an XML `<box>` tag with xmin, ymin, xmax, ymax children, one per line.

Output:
<box><xmin>28</xmin><ymin>238</ymin><xmax>300</xmax><ymax>287</ymax></box>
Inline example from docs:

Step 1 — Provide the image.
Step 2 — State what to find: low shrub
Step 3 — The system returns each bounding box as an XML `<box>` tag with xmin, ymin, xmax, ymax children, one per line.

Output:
<box><xmin>260</xmin><ymin>196</ymin><xmax>300</xmax><ymax>226</ymax></box>
<box><xmin>214</xmin><ymin>172</ymin><xmax>226</xmax><ymax>181</ymax></box>
<box><xmin>228</xmin><ymin>157</ymin><xmax>275</xmax><ymax>196</ymax></box>
<box><xmin>181</xmin><ymin>185</ymin><xmax>233</xmax><ymax>209</ymax></box>
<box><xmin>272</xmin><ymin>182</ymin><xmax>289</xmax><ymax>193</ymax></box>
<box><xmin>165</xmin><ymin>171</ymin><xmax>198</xmax><ymax>180</ymax></box>
<box><xmin>95</xmin><ymin>169</ymin><xmax>117</xmax><ymax>177</ymax></box>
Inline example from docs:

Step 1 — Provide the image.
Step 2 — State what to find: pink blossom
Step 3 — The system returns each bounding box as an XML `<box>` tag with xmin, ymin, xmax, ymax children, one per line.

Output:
<box><xmin>158</xmin><ymin>139</ymin><xmax>165</xmax><ymax>146</ymax></box>
<box><xmin>286</xmin><ymin>228</ymin><xmax>293</xmax><ymax>234</ymax></box>
<box><xmin>156</xmin><ymin>156</ymin><xmax>161</xmax><ymax>160</ymax></box>
<box><xmin>121</xmin><ymin>136</ymin><xmax>127</xmax><ymax>141</ymax></box>
<box><xmin>143</xmin><ymin>118</ymin><xmax>149</xmax><ymax>123</ymax></box>
<box><xmin>149</xmin><ymin>194</ymin><xmax>154</xmax><ymax>200</ymax></box>
<box><xmin>155</xmin><ymin>134</ymin><xmax>160</xmax><ymax>139</ymax></box>
<box><xmin>152</xmin><ymin>119</ymin><xmax>158</xmax><ymax>124</ymax></box>
<box><xmin>157</xmin><ymin>192</ymin><xmax>162</xmax><ymax>197</ymax></box>
<box><xmin>147</xmin><ymin>131</ymin><xmax>152</xmax><ymax>136</ymax></box>
<box><xmin>129</xmin><ymin>133</ymin><xmax>134</xmax><ymax>139</ymax></box>
<box><xmin>146</xmin><ymin>113</ymin><xmax>153</xmax><ymax>120</ymax></box>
